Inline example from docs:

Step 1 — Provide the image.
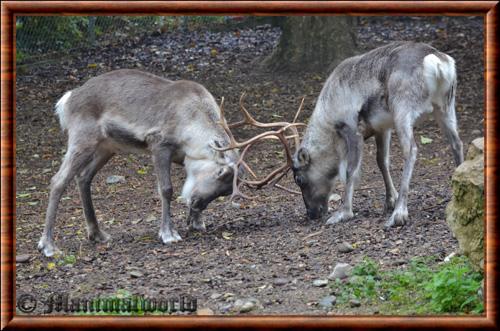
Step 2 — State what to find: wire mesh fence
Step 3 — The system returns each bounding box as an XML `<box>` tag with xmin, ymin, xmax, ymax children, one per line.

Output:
<box><xmin>16</xmin><ymin>16</ymin><xmax>230</xmax><ymax>64</ymax></box>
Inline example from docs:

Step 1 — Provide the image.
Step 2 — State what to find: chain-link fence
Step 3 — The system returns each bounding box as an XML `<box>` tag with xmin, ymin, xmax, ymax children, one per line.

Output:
<box><xmin>16</xmin><ymin>16</ymin><xmax>229</xmax><ymax>64</ymax></box>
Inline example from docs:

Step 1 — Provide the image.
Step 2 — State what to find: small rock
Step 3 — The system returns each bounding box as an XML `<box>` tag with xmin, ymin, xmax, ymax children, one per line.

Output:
<box><xmin>471</xmin><ymin>129</ymin><xmax>481</xmax><ymax>137</ymax></box>
<box><xmin>220</xmin><ymin>303</ymin><xmax>233</xmax><ymax>313</ymax></box>
<box><xmin>129</xmin><ymin>270</ymin><xmax>143</xmax><ymax>278</ymax></box>
<box><xmin>106</xmin><ymin>175</ymin><xmax>126</xmax><ymax>184</ymax></box>
<box><xmin>197</xmin><ymin>308</ymin><xmax>214</xmax><ymax>315</ymax></box>
<box><xmin>82</xmin><ymin>256</ymin><xmax>94</xmax><ymax>263</ymax></box>
<box><xmin>16</xmin><ymin>254</ymin><xmax>31</xmax><ymax>263</ymax></box>
<box><xmin>338</xmin><ymin>241</ymin><xmax>354</xmax><ymax>253</ymax></box>
<box><xmin>318</xmin><ymin>295</ymin><xmax>336</xmax><ymax>309</ymax></box>
<box><xmin>444</xmin><ymin>252</ymin><xmax>456</xmax><ymax>262</ymax></box>
<box><xmin>273</xmin><ymin>278</ymin><xmax>289</xmax><ymax>286</ymax></box>
<box><xmin>350</xmin><ymin>299</ymin><xmax>361</xmax><ymax>307</ymax></box>
<box><xmin>210</xmin><ymin>293</ymin><xmax>222</xmax><ymax>300</ymax></box>
<box><xmin>233</xmin><ymin>298</ymin><xmax>260</xmax><ymax>313</ymax></box>
<box><xmin>238</xmin><ymin>302</ymin><xmax>255</xmax><ymax>313</ymax></box>
<box><xmin>312</xmin><ymin>279</ymin><xmax>328</xmax><ymax>287</ymax></box>
<box><xmin>328</xmin><ymin>263</ymin><xmax>352</xmax><ymax>280</ymax></box>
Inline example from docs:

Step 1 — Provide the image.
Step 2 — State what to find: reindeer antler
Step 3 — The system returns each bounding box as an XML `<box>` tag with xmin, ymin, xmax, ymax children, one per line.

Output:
<box><xmin>214</xmin><ymin>93</ymin><xmax>306</xmax><ymax>201</ymax></box>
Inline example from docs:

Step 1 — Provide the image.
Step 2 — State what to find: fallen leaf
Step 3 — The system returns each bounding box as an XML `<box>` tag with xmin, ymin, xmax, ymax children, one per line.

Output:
<box><xmin>420</xmin><ymin>136</ymin><xmax>433</xmax><ymax>144</ymax></box>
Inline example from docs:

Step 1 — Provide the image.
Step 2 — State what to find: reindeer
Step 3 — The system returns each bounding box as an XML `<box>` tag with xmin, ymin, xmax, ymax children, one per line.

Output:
<box><xmin>291</xmin><ymin>42</ymin><xmax>464</xmax><ymax>228</ymax></box>
<box><xmin>38</xmin><ymin>69</ymin><xmax>242</xmax><ymax>256</ymax></box>
<box><xmin>38</xmin><ymin>69</ymin><xmax>304</xmax><ymax>257</ymax></box>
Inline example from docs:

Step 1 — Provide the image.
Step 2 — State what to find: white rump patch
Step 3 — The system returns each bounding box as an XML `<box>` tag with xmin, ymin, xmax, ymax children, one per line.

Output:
<box><xmin>423</xmin><ymin>54</ymin><xmax>456</xmax><ymax>104</ymax></box>
<box><xmin>55</xmin><ymin>91</ymin><xmax>72</xmax><ymax>130</ymax></box>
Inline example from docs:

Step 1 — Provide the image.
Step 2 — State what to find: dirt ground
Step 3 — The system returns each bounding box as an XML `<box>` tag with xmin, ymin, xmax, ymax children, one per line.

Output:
<box><xmin>15</xmin><ymin>16</ymin><xmax>484</xmax><ymax>315</ymax></box>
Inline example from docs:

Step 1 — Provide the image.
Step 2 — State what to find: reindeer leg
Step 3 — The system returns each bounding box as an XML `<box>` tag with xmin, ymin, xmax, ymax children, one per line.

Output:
<box><xmin>326</xmin><ymin>133</ymin><xmax>363</xmax><ymax>225</ymax></box>
<box><xmin>38</xmin><ymin>146</ymin><xmax>95</xmax><ymax>257</ymax></box>
<box><xmin>433</xmin><ymin>105</ymin><xmax>464</xmax><ymax>166</ymax></box>
<box><xmin>326</xmin><ymin>178</ymin><xmax>356</xmax><ymax>225</ymax></box>
<box><xmin>375</xmin><ymin>130</ymin><xmax>398</xmax><ymax>214</ymax></box>
<box><xmin>76</xmin><ymin>148</ymin><xmax>114</xmax><ymax>243</ymax></box>
<box><xmin>385</xmin><ymin>113</ymin><xmax>417</xmax><ymax>228</ymax></box>
<box><xmin>152</xmin><ymin>146</ymin><xmax>182</xmax><ymax>244</ymax></box>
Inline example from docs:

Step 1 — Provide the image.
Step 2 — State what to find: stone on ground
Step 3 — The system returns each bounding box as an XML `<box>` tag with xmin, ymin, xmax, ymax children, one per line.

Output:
<box><xmin>328</xmin><ymin>263</ymin><xmax>352</xmax><ymax>280</ymax></box>
<box><xmin>446</xmin><ymin>137</ymin><xmax>484</xmax><ymax>271</ymax></box>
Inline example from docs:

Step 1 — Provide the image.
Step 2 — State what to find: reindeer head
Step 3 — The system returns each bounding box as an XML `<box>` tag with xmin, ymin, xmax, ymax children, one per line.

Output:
<box><xmin>292</xmin><ymin>121</ymin><xmax>361</xmax><ymax>220</ymax></box>
<box><xmin>181</xmin><ymin>156</ymin><xmax>235</xmax><ymax>211</ymax></box>
<box><xmin>291</xmin><ymin>146</ymin><xmax>333</xmax><ymax>220</ymax></box>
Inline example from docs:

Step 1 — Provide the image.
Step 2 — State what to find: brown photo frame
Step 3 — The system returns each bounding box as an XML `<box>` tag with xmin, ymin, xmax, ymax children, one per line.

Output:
<box><xmin>1</xmin><ymin>1</ymin><xmax>498</xmax><ymax>329</ymax></box>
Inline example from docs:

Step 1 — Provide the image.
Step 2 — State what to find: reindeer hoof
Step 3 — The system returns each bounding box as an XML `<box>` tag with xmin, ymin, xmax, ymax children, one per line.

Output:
<box><xmin>89</xmin><ymin>229</ymin><xmax>111</xmax><ymax>243</ymax></box>
<box><xmin>189</xmin><ymin>221</ymin><xmax>206</xmax><ymax>232</ymax></box>
<box><xmin>325</xmin><ymin>210</ymin><xmax>353</xmax><ymax>225</ymax></box>
<box><xmin>384</xmin><ymin>209</ymin><xmax>408</xmax><ymax>229</ymax></box>
<box><xmin>37</xmin><ymin>237</ymin><xmax>62</xmax><ymax>257</ymax></box>
<box><xmin>159</xmin><ymin>230</ymin><xmax>182</xmax><ymax>244</ymax></box>
<box><xmin>383</xmin><ymin>200</ymin><xmax>396</xmax><ymax>215</ymax></box>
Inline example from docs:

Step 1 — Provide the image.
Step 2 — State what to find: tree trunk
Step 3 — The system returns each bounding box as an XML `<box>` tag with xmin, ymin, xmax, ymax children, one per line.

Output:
<box><xmin>262</xmin><ymin>16</ymin><xmax>357</xmax><ymax>73</ymax></box>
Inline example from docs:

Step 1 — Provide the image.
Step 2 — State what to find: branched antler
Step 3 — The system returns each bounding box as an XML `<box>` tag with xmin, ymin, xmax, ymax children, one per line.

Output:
<box><xmin>214</xmin><ymin>93</ymin><xmax>306</xmax><ymax>201</ymax></box>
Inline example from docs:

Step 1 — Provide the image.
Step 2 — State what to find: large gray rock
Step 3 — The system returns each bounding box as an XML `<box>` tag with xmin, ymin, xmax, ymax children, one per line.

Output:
<box><xmin>446</xmin><ymin>138</ymin><xmax>484</xmax><ymax>271</ymax></box>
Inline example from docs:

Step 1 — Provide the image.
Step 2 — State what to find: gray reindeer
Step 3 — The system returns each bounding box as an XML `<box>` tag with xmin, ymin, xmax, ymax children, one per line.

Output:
<box><xmin>38</xmin><ymin>69</ymin><xmax>240</xmax><ymax>257</ymax></box>
<box><xmin>292</xmin><ymin>42</ymin><xmax>463</xmax><ymax>228</ymax></box>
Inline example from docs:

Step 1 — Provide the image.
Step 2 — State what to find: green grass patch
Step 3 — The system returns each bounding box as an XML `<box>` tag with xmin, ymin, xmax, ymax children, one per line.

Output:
<box><xmin>57</xmin><ymin>254</ymin><xmax>77</xmax><ymax>266</ymax></box>
<box><xmin>331</xmin><ymin>256</ymin><xmax>484</xmax><ymax>315</ymax></box>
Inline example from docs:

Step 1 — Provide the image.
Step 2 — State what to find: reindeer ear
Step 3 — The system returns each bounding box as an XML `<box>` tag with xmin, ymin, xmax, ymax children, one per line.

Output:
<box><xmin>295</xmin><ymin>147</ymin><xmax>310</xmax><ymax>168</ymax></box>
<box><xmin>210</xmin><ymin>139</ymin><xmax>226</xmax><ymax>162</ymax></box>
<box><xmin>216</xmin><ymin>165</ymin><xmax>233</xmax><ymax>181</ymax></box>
